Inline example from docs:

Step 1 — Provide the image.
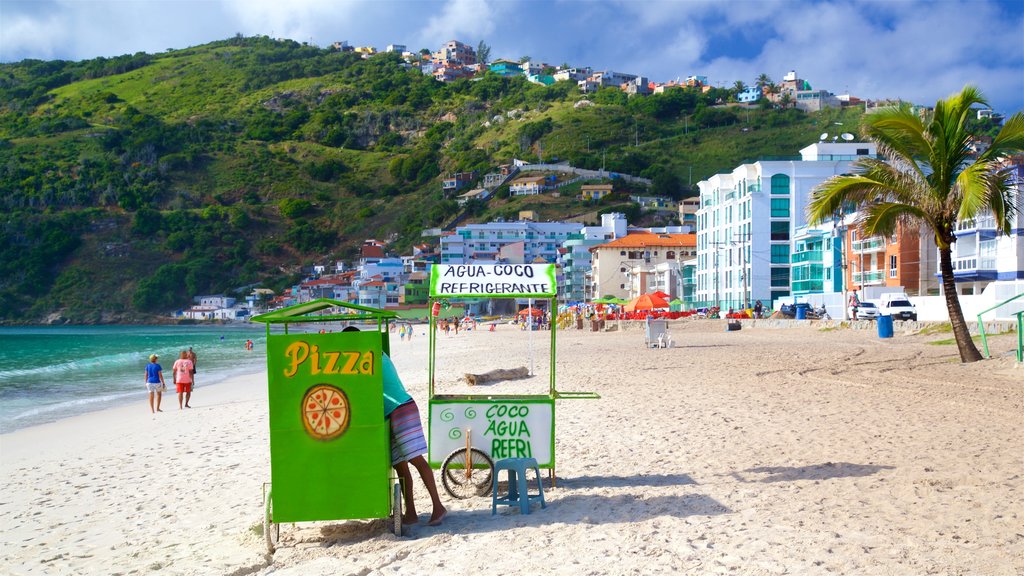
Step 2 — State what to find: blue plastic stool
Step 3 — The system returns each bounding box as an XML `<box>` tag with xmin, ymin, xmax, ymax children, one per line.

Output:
<box><xmin>491</xmin><ymin>457</ymin><xmax>546</xmax><ymax>515</ymax></box>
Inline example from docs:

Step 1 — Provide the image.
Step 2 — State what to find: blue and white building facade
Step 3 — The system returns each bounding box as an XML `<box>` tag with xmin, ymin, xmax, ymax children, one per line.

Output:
<box><xmin>439</xmin><ymin>221</ymin><xmax>584</xmax><ymax>265</ymax></box>
<box><xmin>694</xmin><ymin>141</ymin><xmax>877</xmax><ymax>310</ymax></box>
<box><xmin>557</xmin><ymin>213</ymin><xmax>628</xmax><ymax>303</ymax></box>
<box><xmin>949</xmin><ymin>157</ymin><xmax>1024</xmax><ymax>295</ymax></box>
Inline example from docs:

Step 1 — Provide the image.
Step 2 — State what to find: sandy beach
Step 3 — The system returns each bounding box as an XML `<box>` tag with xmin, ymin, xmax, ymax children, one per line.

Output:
<box><xmin>1</xmin><ymin>320</ymin><xmax>1022</xmax><ymax>575</ymax></box>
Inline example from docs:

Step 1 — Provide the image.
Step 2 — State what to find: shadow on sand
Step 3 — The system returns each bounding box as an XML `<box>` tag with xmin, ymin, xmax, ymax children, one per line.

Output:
<box><xmin>731</xmin><ymin>462</ymin><xmax>895</xmax><ymax>483</ymax></box>
<box><xmin>295</xmin><ymin>475</ymin><xmax>727</xmax><ymax>546</ymax></box>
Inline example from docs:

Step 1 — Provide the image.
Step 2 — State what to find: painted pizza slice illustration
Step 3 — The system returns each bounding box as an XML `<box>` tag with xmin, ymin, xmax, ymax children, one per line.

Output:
<box><xmin>302</xmin><ymin>384</ymin><xmax>350</xmax><ymax>440</ymax></box>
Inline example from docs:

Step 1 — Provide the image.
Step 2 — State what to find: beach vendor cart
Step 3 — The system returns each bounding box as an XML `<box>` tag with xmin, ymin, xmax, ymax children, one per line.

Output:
<box><xmin>427</xmin><ymin>264</ymin><xmax>599</xmax><ymax>499</ymax></box>
<box><xmin>251</xmin><ymin>299</ymin><xmax>402</xmax><ymax>552</ymax></box>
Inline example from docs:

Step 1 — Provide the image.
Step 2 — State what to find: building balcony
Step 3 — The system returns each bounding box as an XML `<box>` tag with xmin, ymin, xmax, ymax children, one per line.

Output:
<box><xmin>792</xmin><ymin>280</ymin><xmax>824</xmax><ymax>293</ymax></box>
<box><xmin>852</xmin><ymin>270</ymin><xmax>885</xmax><ymax>285</ymax></box>
<box><xmin>954</xmin><ymin>256</ymin><xmax>997</xmax><ymax>271</ymax></box>
<box><xmin>851</xmin><ymin>237</ymin><xmax>885</xmax><ymax>253</ymax></box>
<box><xmin>955</xmin><ymin>217</ymin><xmax>997</xmax><ymax>234</ymax></box>
<box><xmin>791</xmin><ymin>250</ymin><xmax>824</xmax><ymax>264</ymax></box>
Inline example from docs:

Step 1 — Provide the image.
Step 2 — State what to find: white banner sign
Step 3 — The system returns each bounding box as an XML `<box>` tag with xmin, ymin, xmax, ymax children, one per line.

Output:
<box><xmin>430</xmin><ymin>264</ymin><xmax>556</xmax><ymax>298</ymax></box>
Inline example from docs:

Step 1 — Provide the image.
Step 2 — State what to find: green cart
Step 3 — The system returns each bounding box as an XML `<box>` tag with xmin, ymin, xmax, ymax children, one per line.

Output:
<box><xmin>251</xmin><ymin>300</ymin><xmax>402</xmax><ymax>552</ymax></box>
<box><xmin>426</xmin><ymin>264</ymin><xmax>599</xmax><ymax>498</ymax></box>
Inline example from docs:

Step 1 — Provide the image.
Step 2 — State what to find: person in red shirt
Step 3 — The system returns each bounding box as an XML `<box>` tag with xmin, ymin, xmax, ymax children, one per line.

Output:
<box><xmin>172</xmin><ymin>350</ymin><xmax>195</xmax><ymax>409</ymax></box>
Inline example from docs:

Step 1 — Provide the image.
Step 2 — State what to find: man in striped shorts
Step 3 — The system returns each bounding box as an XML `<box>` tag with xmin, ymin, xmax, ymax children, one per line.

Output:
<box><xmin>344</xmin><ymin>326</ymin><xmax>446</xmax><ymax>526</ymax></box>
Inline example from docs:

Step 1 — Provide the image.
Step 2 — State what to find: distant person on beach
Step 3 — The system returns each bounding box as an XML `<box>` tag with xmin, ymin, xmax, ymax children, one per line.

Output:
<box><xmin>172</xmin><ymin>350</ymin><xmax>194</xmax><ymax>409</ymax></box>
<box><xmin>145</xmin><ymin>354</ymin><xmax>165</xmax><ymax>413</ymax></box>
<box><xmin>754</xmin><ymin>300</ymin><xmax>763</xmax><ymax>319</ymax></box>
<box><xmin>342</xmin><ymin>326</ymin><xmax>446</xmax><ymax>526</ymax></box>
<box><xmin>186</xmin><ymin>346</ymin><xmax>197</xmax><ymax>384</ymax></box>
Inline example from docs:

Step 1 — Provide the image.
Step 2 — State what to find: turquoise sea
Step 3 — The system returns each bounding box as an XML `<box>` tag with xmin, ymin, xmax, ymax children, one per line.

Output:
<box><xmin>0</xmin><ymin>325</ymin><xmax>272</xmax><ymax>433</ymax></box>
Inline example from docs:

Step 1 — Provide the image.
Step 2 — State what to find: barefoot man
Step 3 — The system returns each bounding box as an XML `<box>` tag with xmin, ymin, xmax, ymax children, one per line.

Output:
<box><xmin>172</xmin><ymin>350</ymin><xmax>194</xmax><ymax>409</ymax></box>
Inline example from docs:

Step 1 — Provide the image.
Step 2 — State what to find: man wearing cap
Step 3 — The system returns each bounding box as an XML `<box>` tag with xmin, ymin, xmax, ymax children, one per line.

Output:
<box><xmin>145</xmin><ymin>354</ymin><xmax>165</xmax><ymax>413</ymax></box>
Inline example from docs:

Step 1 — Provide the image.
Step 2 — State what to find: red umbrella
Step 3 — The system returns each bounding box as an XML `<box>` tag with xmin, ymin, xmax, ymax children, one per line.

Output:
<box><xmin>624</xmin><ymin>293</ymin><xmax>670</xmax><ymax>312</ymax></box>
<box><xmin>651</xmin><ymin>290</ymin><xmax>671</xmax><ymax>300</ymax></box>
<box><xmin>517</xmin><ymin>307</ymin><xmax>545</xmax><ymax>317</ymax></box>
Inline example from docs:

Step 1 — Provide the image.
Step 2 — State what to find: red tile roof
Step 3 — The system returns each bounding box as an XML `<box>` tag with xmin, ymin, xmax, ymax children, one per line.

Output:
<box><xmin>593</xmin><ymin>232</ymin><xmax>696</xmax><ymax>249</ymax></box>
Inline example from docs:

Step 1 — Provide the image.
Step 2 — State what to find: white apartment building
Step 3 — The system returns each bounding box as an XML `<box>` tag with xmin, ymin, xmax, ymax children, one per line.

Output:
<box><xmin>694</xmin><ymin>141</ymin><xmax>877</xmax><ymax>309</ymax></box>
<box><xmin>948</xmin><ymin>157</ymin><xmax>1024</xmax><ymax>296</ymax></box>
<box><xmin>439</xmin><ymin>221</ymin><xmax>584</xmax><ymax>265</ymax></box>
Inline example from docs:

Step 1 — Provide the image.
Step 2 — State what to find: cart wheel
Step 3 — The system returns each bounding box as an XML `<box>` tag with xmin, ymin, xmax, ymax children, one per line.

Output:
<box><xmin>391</xmin><ymin>482</ymin><xmax>403</xmax><ymax>537</ymax></box>
<box><xmin>440</xmin><ymin>447</ymin><xmax>494</xmax><ymax>499</ymax></box>
<box><xmin>264</xmin><ymin>489</ymin><xmax>279</xmax><ymax>553</ymax></box>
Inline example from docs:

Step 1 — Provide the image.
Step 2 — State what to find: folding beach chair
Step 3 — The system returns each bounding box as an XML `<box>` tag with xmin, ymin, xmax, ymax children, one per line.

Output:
<box><xmin>644</xmin><ymin>319</ymin><xmax>670</xmax><ymax>348</ymax></box>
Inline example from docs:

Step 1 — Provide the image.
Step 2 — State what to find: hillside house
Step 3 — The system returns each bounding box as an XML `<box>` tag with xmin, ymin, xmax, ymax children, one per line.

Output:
<box><xmin>443</xmin><ymin>171</ymin><xmax>476</xmax><ymax>194</ymax></box>
<box><xmin>457</xmin><ymin>188</ymin><xmax>491</xmax><ymax>206</ymax></box>
<box><xmin>433</xmin><ymin>40</ymin><xmax>476</xmax><ymax>67</ymax></box>
<box><xmin>580</xmin><ymin>184</ymin><xmax>613</xmax><ymax>201</ymax></box>
<box><xmin>489</xmin><ymin>59</ymin><xmax>523</xmax><ymax>77</ymax></box>
<box><xmin>509</xmin><ymin>175</ymin><xmax>548</xmax><ymax>196</ymax></box>
<box><xmin>631</xmin><ymin>195</ymin><xmax>678</xmax><ymax>211</ymax></box>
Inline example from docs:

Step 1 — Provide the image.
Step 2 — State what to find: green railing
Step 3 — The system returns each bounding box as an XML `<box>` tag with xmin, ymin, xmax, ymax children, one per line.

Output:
<box><xmin>977</xmin><ymin>292</ymin><xmax>1024</xmax><ymax>362</ymax></box>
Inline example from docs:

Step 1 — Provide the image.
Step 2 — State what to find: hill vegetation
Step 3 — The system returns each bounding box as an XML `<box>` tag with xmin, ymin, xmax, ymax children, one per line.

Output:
<box><xmin>0</xmin><ymin>35</ymin><xmax>868</xmax><ymax>323</ymax></box>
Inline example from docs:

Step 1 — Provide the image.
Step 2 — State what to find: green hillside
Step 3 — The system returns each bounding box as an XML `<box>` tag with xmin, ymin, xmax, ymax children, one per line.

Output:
<box><xmin>0</xmin><ymin>35</ymin><xmax>866</xmax><ymax>323</ymax></box>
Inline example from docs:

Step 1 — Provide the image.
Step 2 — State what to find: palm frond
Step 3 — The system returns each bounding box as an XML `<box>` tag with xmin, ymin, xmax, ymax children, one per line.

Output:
<box><xmin>981</xmin><ymin>111</ymin><xmax>1024</xmax><ymax>162</ymax></box>
<box><xmin>860</xmin><ymin>202</ymin><xmax>929</xmax><ymax>238</ymax></box>
<box><xmin>956</xmin><ymin>160</ymin><xmax>1000</xmax><ymax>219</ymax></box>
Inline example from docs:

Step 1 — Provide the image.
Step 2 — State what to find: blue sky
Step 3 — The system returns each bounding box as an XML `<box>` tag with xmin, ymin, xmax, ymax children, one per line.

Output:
<box><xmin>2</xmin><ymin>0</ymin><xmax>1022</xmax><ymax>113</ymax></box>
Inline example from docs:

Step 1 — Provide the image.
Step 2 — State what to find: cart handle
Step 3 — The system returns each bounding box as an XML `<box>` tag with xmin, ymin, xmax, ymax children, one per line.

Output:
<box><xmin>554</xmin><ymin>391</ymin><xmax>601</xmax><ymax>399</ymax></box>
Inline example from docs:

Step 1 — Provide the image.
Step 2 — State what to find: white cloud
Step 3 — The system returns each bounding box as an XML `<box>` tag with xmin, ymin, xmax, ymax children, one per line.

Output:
<box><xmin>418</xmin><ymin>0</ymin><xmax>500</xmax><ymax>49</ymax></box>
<box><xmin>0</xmin><ymin>8</ymin><xmax>68</xmax><ymax>61</ymax></box>
<box><xmin>220</xmin><ymin>0</ymin><xmax>351</xmax><ymax>43</ymax></box>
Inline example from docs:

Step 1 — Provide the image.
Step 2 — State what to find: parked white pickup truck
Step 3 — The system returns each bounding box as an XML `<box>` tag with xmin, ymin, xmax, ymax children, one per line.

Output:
<box><xmin>876</xmin><ymin>295</ymin><xmax>917</xmax><ymax>321</ymax></box>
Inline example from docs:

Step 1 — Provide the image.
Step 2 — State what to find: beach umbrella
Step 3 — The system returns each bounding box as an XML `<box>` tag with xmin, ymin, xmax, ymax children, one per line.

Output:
<box><xmin>591</xmin><ymin>295</ymin><xmax>619</xmax><ymax>304</ymax></box>
<box><xmin>624</xmin><ymin>293</ymin><xmax>670</xmax><ymax>312</ymax></box>
<box><xmin>669</xmin><ymin>298</ymin><xmax>683</xmax><ymax>312</ymax></box>
<box><xmin>651</xmin><ymin>290</ymin><xmax>671</xmax><ymax>300</ymax></box>
<box><xmin>517</xmin><ymin>307</ymin><xmax>544</xmax><ymax>317</ymax></box>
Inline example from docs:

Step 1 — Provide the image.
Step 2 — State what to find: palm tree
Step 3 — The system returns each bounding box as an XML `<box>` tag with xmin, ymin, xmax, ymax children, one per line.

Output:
<box><xmin>808</xmin><ymin>85</ymin><xmax>1024</xmax><ymax>362</ymax></box>
<box><xmin>755</xmin><ymin>73</ymin><xmax>772</xmax><ymax>89</ymax></box>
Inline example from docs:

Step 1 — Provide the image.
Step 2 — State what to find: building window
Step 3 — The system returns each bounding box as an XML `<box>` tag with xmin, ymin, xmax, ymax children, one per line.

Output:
<box><xmin>771</xmin><ymin>244</ymin><xmax>790</xmax><ymax>263</ymax></box>
<box><xmin>770</xmin><ymin>268</ymin><xmax>790</xmax><ymax>287</ymax></box>
<box><xmin>771</xmin><ymin>198</ymin><xmax>790</xmax><ymax>217</ymax></box>
<box><xmin>771</xmin><ymin>221</ymin><xmax>789</xmax><ymax>241</ymax></box>
<box><xmin>666</xmin><ymin>251</ymin><xmax>675</xmax><ymax>260</ymax></box>
<box><xmin>889</xmin><ymin>255</ymin><xmax>897</xmax><ymax>278</ymax></box>
<box><xmin>771</xmin><ymin>174</ymin><xmax>790</xmax><ymax>195</ymax></box>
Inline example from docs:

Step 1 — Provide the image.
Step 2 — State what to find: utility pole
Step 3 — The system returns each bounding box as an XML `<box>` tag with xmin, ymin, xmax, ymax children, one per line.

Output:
<box><xmin>713</xmin><ymin>248</ymin><xmax>719</xmax><ymax>311</ymax></box>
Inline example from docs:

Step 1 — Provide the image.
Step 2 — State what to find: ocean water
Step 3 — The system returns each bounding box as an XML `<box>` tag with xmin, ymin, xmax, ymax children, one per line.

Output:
<box><xmin>0</xmin><ymin>325</ymin><xmax>272</xmax><ymax>433</ymax></box>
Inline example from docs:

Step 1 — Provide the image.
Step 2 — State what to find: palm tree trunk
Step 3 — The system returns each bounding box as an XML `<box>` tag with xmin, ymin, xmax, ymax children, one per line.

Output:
<box><xmin>939</xmin><ymin>246</ymin><xmax>983</xmax><ymax>362</ymax></box>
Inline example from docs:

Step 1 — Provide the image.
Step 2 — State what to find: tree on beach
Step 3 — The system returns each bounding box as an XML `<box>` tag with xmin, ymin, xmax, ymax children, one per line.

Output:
<box><xmin>808</xmin><ymin>85</ymin><xmax>1024</xmax><ymax>363</ymax></box>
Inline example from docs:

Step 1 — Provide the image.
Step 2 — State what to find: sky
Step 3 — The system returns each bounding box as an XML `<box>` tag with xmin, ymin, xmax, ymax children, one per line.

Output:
<box><xmin>2</xmin><ymin>0</ymin><xmax>1023</xmax><ymax>114</ymax></box>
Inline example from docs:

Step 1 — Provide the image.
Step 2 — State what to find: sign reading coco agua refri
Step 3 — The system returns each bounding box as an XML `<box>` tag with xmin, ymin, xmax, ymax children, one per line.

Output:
<box><xmin>428</xmin><ymin>400</ymin><xmax>554</xmax><ymax>466</ymax></box>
